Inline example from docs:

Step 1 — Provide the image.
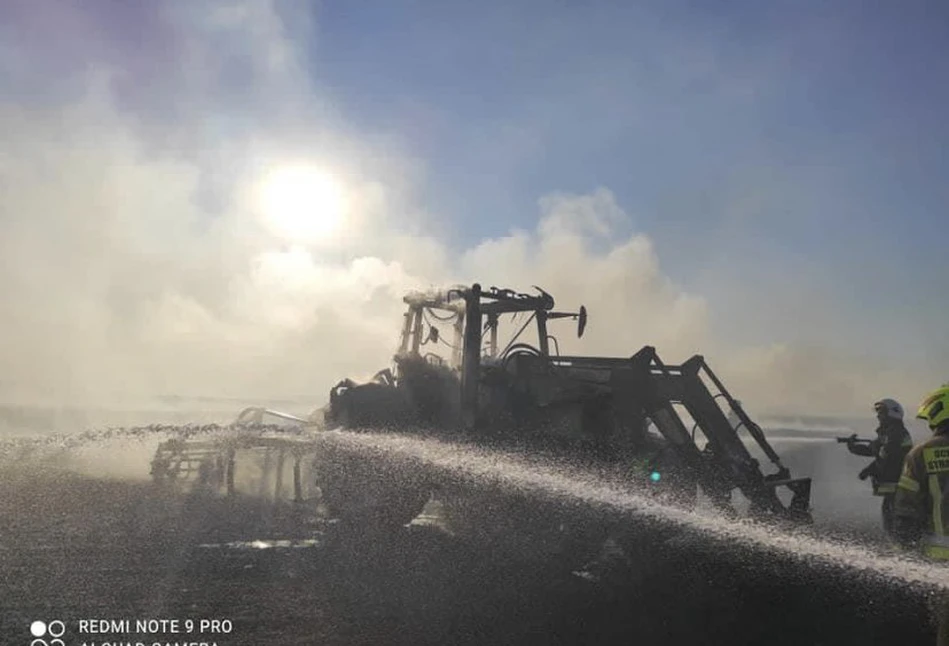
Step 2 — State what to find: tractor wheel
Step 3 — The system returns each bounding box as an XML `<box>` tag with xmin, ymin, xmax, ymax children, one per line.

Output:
<box><xmin>313</xmin><ymin>445</ymin><xmax>430</xmax><ymax>530</ymax></box>
<box><xmin>316</xmin><ymin>379</ymin><xmax>432</xmax><ymax>529</ymax></box>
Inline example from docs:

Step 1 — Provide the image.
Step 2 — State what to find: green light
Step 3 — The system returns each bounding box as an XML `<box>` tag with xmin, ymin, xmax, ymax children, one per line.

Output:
<box><xmin>650</xmin><ymin>471</ymin><xmax>661</xmax><ymax>483</ymax></box>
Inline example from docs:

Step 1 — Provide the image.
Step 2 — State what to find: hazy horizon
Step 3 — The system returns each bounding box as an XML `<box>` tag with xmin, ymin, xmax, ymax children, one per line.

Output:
<box><xmin>1</xmin><ymin>1</ymin><xmax>947</xmax><ymax>418</ymax></box>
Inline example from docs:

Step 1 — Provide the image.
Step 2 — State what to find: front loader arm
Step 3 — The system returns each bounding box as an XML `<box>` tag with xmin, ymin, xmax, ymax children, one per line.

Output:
<box><xmin>531</xmin><ymin>347</ymin><xmax>812</xmax><ymax>523</ymax></box>
<box><xmin>631</xmin><ymin>347</ymin><xmax>812</xmax><ymax>522</ymax></box>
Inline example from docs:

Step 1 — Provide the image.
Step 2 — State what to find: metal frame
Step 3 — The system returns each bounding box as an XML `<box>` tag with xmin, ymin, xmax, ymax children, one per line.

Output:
<box><xmin>388</xmin><ymin>283</ymin><xmax>811</xmax><ymax>521</ymax></box>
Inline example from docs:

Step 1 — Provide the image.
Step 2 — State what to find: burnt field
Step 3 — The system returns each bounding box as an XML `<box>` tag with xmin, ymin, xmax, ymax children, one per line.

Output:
<box><xmin>0</xmin><ymin>462</ymin><xmax>940</xmax><ymax>646</ymax></box>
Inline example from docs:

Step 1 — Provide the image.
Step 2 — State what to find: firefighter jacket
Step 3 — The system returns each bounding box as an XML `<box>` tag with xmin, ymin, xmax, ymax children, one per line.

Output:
<box><xmin>848</xmin><ymin>422</ymin><xmax>913</xmax><ymax>495</ymax></box>
<box><xmin>893</xmin><ymin>429</ymin><xmax>949</xmax><ymax>559</ymax></box>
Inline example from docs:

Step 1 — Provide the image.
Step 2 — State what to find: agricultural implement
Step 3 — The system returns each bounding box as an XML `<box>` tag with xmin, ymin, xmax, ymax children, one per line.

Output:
<box><xmin>150</xmin><ymin>409</ymin><xmax>313</xmax><ymax>498</ymax></box>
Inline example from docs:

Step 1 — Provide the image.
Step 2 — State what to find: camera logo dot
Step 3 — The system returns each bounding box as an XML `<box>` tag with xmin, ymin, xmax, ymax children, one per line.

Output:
<box><xmin>29</xmin><ymin>619</ymin><xmax>65</xmax><ymax>646</ymax></box>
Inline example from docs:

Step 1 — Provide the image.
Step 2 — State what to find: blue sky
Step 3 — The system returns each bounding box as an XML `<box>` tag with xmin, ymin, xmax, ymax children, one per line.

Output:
<box><xmin>1</xmin><ymin>0</ymin><xmax>947</xmax><ymax>413</ymax></box>
<box><xmin>304</xmin><ymin>0</ymin><xmax>949</xmax><ymax>355</ymax></box>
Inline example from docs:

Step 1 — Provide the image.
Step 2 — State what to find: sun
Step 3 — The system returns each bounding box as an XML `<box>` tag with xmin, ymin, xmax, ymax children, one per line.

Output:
<box><xmin>256</xmin><ymin>165</ymin><xmax>348</xmax><ymax>243</ymax></box>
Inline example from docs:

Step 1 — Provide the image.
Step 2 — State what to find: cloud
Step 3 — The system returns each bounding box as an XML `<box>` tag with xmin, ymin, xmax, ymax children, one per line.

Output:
<box><xmin>0</xmin><ymin>0</ymin><xmax>938</xmax><ymax>422</ymax></box>
<box><xmin>458</xmin><ymin>190</ymin><xmax>710</xmax><ymax>358</ymax></box>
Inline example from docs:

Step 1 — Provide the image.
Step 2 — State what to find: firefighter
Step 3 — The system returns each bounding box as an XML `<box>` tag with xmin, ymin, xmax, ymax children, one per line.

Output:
<box><xmin>844</xmin><ymin>398</ymin><xmax>913</xmax><ymax>537</ymax></box>
<box><xmin>893</xmin><ymin>385</ymin><xmax>949</xmax><ymax>645</ymax></box>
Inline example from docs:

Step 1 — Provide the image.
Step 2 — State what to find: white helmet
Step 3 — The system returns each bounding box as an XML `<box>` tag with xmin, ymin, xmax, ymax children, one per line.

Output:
<box><xmin>874</xmin><ymin>398</ymin><xmax>904</xmax><ymax>421</ymax></box>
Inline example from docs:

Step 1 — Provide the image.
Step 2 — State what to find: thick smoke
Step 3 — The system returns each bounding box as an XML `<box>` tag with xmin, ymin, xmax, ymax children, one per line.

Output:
<box><xmin>0</xmin><ymin>0</ymin><xmax>938</xmax><ymax>419</ymax></box>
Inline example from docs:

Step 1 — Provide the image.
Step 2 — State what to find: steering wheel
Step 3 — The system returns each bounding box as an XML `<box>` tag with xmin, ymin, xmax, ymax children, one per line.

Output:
<box><xmin>502</xmin><ymin>342</ymin><xmax>542</xmax><ymax>359</ymax></box>
<box><xmin>501</xmin><ymin>343</ymin><xmax>544</xmax><ymax>371</ymax></box>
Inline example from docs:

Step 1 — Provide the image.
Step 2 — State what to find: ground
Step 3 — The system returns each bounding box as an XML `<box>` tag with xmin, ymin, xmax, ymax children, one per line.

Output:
<box><xmin>0</xmin><ymin>461</ymin><xmax>938</xmax><ymax>646</ymax></box>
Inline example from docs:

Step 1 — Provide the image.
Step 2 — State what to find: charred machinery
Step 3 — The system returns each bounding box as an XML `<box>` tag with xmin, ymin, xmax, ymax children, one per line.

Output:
<box><xmin>151</xmin><ymin>283</ymin><xmax>812</xmax><ymax>555</ymax></box>
<box><xmin>314</xmin><ymin>283</ymin><xmax>812</xmax><ymax>532</ymax></box>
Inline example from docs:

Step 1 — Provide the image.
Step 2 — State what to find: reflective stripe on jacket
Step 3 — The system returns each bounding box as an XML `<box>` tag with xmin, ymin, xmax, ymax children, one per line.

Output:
<box><xmin>894</xmin><ymin>432</ymin><xmax>949</xmax><ymax>560</ymax></box>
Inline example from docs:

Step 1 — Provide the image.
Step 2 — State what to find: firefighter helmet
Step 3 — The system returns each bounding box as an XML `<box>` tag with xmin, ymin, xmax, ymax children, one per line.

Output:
<box><xmin>874</xmin><ymin>398</ymin><xmax>904</xmax><ymax>421</ymax></box>
<box><xmin>916</xmin><ymin>386</ymin><xmax>949</xmax><ymax>430</ymax></box>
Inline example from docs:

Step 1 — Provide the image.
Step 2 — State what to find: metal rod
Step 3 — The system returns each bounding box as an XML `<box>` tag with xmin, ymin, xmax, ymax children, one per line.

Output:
<box><xmin>274</xmin><ymin>449</ymin><xmax>286</xmax><ymax>500</ymax></box>
<box><xmin>461</xmin><ymin>283</ymin><xmax>483</xmax><ymax>429</ymax></box>
<box><xmin>293</xmin><ymin>457</ymin><xmax>302</xmax><ymax>502</ymax></box>
<box><xmin>226</xmin><ymin>449</ymin><xmax>235</xmax><ymax>495</ymax></box>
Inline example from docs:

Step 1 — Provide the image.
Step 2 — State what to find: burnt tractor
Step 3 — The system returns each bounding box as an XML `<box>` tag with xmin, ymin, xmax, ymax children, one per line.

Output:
<box><xmin>151</xmin><ymin>283</ymin><xmax>811</xmax><ymax>558</ymax></box>
<box><xmin>309</xmin><ymin>283</ymin><xmax>812</xmax><ymax>557</ymax></box>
